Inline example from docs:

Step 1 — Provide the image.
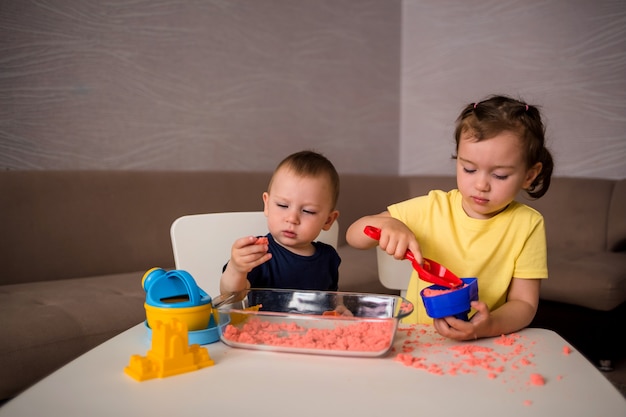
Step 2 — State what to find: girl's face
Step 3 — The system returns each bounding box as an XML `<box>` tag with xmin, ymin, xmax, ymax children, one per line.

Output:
<box><xmin>456</xmin><ymin>130</ymin><xmax>542</xmax><ymax>219</ymax></box>
<box><xmin>263</xmin><ymin>167</ymin><xmax>338</xmax><ymax>255</ymax></box>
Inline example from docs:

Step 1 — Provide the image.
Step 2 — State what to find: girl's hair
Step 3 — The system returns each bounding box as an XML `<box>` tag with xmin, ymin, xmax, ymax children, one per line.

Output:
<box><xmin>270</xmin><ymin>150</ymin><xmax>340</xmax><ymax>208</ymax></box>
<box><xmin>454</xmin><ymin>94</ymin><xmax>554</xmax><ymax>199</ymax></box>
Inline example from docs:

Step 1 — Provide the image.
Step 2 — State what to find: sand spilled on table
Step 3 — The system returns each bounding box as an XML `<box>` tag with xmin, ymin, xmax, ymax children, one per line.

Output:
<box><xmin>393</xmin><ymin>325</ymin><xmax>573</xmax><ymax>406</ymax></box>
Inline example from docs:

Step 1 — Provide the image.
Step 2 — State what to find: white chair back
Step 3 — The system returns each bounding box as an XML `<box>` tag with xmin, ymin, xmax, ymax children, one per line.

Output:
<box><xmin>376</xmin><ymin>247</ymin><xmax>413</xmax><ymax>297</ymax></box>
<box><xmin>170</xmin><ymin>211</ymin><xmax>339</xmax><ymax>297</ymax></box>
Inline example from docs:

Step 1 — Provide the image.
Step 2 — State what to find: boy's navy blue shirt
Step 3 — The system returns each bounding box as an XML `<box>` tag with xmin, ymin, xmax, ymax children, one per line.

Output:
<box><xmin>246</xmin><ymin>233</ymin><xmax>340</xmax><ymax>291</ymax></box>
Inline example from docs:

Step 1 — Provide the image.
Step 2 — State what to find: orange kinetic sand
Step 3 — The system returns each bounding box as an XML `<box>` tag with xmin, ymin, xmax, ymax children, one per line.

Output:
<box><xmin>222</xmin><ymin>318</ymin><xmax>395</xmax><ymax>352</ymax></box>
<box><xmin>391</xmin><ymin>325</ymin><xmax>572</xmax><ymax>402</ymax></box>
<box><xmin>422</xmin><ymin>284</ymin><xmax>467</xmax><ymax>297</ymax></box>
<box><xmin>529</xmin><ymin>373</ymin><xmax>546</xmax><ymax>386</ymax></box>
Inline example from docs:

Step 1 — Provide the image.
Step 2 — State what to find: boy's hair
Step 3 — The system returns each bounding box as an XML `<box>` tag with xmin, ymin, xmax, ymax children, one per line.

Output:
<box><xmin>269</xmin><ymin>150</ymin><xmax>340</xmax><ymax>208</ymax></box>
<box><xmin>453</xmin><ymin>94</ymin><xmax>554</xmax><ymax>199</ymax></box>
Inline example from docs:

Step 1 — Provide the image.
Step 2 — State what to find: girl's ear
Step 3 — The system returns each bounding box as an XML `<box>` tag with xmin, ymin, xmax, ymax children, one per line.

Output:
<box><xmin>523</xmin><ymin>162</ymin><xmax>542</xmax><ymax>189</ymax></box>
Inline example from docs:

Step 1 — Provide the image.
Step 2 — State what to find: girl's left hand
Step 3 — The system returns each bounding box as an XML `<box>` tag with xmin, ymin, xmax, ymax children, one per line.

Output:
<box><xmin>432</xmin><ymin>301</ymin><xmax>490</xmax><ymax>341</ymax></box>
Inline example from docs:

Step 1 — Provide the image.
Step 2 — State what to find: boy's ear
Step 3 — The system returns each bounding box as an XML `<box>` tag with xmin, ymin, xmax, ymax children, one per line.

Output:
<box><xmin>262</xmin><ymin>192</ymin><xmax>270</xmax><ymax>216</ymax></box>
<box><xmin>322</xmin><ymin>210</ymin><xmax>340</xmax><ymax>231</ymax></box>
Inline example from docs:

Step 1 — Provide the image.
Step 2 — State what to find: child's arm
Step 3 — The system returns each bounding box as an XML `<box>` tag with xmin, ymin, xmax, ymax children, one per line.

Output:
<box><xmin>484</xmin><ymin>277</ymin><xmax>541</xmax><ymax>334</ymax></box>
<box><xmin>346</xmin><ymin>211</ymin><xmax>424</xmax><ymax>264</ymax></box>
<box><xmin>433</xmin><ymin>277</ymin><xmax>541</xmax><ymax>340</ymax></box>
<box><xmin>219</xmin><ymin>236</ymin><xmax>271</xmax><ymax>294</ymax></box>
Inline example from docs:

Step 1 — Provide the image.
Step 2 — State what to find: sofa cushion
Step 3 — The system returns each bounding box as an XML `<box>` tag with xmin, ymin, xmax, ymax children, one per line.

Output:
<box><xmin>335</xmin><ymin>175</ymin><xmax>411</xmax><ymax>246</ymax></box>
<box><xmin>540</xmin><ymin>249</ymin><xmax>626</xmax><ymax>311</ymax></box>
<box><xmin>522</xmin><ymin>177</ymin><xmax>614</xmax><ymax>252</ymax></box>
<box><xmin>607</xmin><ymin>179</ymin><xmax>626</xmax><ymax>251</ymax></box>
<box><xmin>0</xmin><ymin>271</ymin><xmax>146</xmax><ymax>399</ymax></box>
<box><xmin>406</xmin><ymin>176</ymin><xmax>458</xmax><ymax>197</ymax></box>
<box><xmin>0</xmin><ymin>171</ymin><xmax>271</xmax><ymax>286</ymax></box>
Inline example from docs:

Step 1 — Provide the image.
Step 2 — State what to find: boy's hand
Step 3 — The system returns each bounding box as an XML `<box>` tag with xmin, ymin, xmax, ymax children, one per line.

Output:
<box><xmin>228</xmin><ymin>236</ymin><xmax>272</xmax><ymax>274</ymax></box>
<box><xmin>333</xmin><ymin>305</ymin><xmax>354</xmax><ymax>317</ymax></box>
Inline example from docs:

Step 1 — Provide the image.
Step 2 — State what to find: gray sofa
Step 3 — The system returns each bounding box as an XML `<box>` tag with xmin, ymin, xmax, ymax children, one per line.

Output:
<box><xmin>1</xmin><ymin>171</ymin><xmax>625</xmax><ymax>401</ymax></box>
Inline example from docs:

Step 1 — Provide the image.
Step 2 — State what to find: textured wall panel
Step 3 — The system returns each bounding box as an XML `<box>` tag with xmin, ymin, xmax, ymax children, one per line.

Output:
<box><xmin>0</xmin><ymin>0</ymin><xmax>401</xmax><ymax>173</ymax></box>
<box><xmin>2</xmin><ymin>1</ymin><xmax>624</xmax><ymax>178</ymax></box>
<box><xmin>401</xmin><ymin>0</ymin><xmax>626</xmax><ymax>179</ymax></box>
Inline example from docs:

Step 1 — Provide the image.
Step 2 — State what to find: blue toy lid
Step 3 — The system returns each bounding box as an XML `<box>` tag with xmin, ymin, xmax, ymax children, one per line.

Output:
<box><xmin>143</xmin><ymin>268</ymin><xmax>212</xmax><ymax>308</ymax></box>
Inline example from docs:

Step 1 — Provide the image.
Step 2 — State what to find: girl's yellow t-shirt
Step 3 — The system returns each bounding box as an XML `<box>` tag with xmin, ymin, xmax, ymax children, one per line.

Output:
<box><xmin>387</xmin><ymin>189</ymin><xmax>548</xmax><ymax>324</ymax></box>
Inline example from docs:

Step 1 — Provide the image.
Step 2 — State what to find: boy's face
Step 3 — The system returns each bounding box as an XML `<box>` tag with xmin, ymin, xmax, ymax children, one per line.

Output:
<box><xmin>263</xmin><ymin>167</ymin><xmax>338</xmax><ymax>254</ymax></box>
<box><xmin>456</xmin><ymin>130</ymin><xmax>541</xmax><ymax>219</ymax></box>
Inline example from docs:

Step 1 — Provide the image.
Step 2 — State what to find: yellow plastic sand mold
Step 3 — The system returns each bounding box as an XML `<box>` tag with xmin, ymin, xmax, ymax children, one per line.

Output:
<box><xmin>124</xmin><ymin>318</ymin><xmax>214</xmax><ymax>382</ymax></box>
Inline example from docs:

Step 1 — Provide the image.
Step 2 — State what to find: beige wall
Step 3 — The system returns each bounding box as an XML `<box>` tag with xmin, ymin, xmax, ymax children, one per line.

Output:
<box><xmin>1</xmin><ymin>0</ymin><xmax>625</xmax><ymax>179</ymax></box>
<box><xmin>401</xmin><ymin>0</ymin><xmax>626</xmax><ymax>179</ymax></box>
<box><xmin>0</xmin><ymin>0</ymin><xmax>401</xmax><ymax>174</ymax></box>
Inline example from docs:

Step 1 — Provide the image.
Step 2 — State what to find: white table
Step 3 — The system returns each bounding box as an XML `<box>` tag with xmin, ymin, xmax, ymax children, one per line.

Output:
<box><xmin>1</xmin><ymin>324</ymin><xmax>624</xmax><ymax>417</ymax></box>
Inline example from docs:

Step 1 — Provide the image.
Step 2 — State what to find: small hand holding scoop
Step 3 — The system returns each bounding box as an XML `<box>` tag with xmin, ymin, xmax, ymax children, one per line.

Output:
<box><xmin>363</xmin><ymin>225</ymin><xmax>463</xmax><ymax>289</ymax></box>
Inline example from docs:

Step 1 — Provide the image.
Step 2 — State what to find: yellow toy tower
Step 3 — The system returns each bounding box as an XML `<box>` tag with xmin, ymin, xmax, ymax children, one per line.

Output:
<box><xmin>124</xmin><ymin>318</ymin><xmax>214</xmax><ymax>381</ymax></box>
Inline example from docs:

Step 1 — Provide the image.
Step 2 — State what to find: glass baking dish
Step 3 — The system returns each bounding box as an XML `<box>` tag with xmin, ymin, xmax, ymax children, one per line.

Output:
<box><xmin>216</xmin><ymin>288</ymin><xmax>413</xmax><ymax>357</ymax></box>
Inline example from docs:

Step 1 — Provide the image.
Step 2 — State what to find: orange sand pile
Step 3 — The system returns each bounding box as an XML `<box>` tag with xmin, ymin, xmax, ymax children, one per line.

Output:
<box><xmin>422</xmin><ymin>283</ymin><xmax>467</xmax><ymax>297</ymax></box>
<box><xmin>222</xmin><ymin>317</ymin><xmax>395</xmax><ymax>352</ymax></box>
<box><xmin>529</xmin><ymin>373</ymin><xmax>545</xmax><ymax>386</ymax></box>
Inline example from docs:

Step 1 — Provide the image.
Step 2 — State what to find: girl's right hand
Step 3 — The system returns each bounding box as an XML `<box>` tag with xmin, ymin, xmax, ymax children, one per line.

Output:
<box><xmin>375</xmin><ymin>219</ymin><xmax>423</xmax><ymax>265</ymax></box>
<box><xmin>346</xmin><ymin>212</ymin><xmax>423</xmax><ymax>265</ymax></box>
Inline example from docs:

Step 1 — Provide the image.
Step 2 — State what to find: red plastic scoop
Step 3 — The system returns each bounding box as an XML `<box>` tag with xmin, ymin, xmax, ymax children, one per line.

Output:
<box><xmin>363</xmin><ymin>225</ymin><xmax>463</xmax><ymax>289</ymax></box>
